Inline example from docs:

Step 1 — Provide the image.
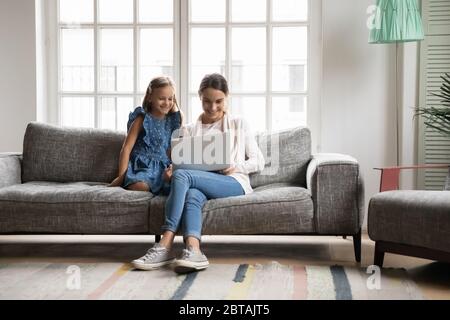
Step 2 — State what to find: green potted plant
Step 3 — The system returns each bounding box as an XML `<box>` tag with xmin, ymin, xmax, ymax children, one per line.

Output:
<box><xmin>415</xmin><ymin>72</ymin><xmax>450</xmax><ymax>136</ymax></box>
<box><xmin>415</xmin><ymin>72</ymin><xmax>450</xmax><ymax>189</ymax></box>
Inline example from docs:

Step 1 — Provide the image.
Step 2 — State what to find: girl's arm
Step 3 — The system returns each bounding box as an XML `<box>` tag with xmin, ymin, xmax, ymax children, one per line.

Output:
<box><xmin>109</xmin><ymin>115</ymin><xmax>144</xmax><ymax>186</ymax></box>
<box><xmin>170</xmin><ymin>100</ymin><xmax>186</xmax><ymax>127</ymax></box>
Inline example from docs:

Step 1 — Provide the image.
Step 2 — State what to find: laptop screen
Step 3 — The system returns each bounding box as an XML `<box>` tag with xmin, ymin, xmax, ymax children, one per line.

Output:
<box><xmin>171</xmin><ymin>132</ymin><xmax>232</xmax><ymax>171</ymax></box>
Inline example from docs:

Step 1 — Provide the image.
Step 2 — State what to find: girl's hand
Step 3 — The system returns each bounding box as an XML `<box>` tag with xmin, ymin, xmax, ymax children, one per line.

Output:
<box><xmin>108</xmin><ymin>176</ymin><xmax>124</xmax><ymax>187</ymax></box>
<box><xmin>163</xmin><ymin>164</ymin><xmax>173</xmax><ymax>182</ymax></box>
<box><xmin>221</xmin><ymin>166</ymin><xmax>236</xmax><ymax>175</ymax></box>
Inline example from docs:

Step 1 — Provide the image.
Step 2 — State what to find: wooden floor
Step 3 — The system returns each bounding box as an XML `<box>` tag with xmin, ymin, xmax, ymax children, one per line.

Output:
<box><xmin>0</xmin><ymin>233</ymin><xmax>449</xmax><ymax>299</ymax></box>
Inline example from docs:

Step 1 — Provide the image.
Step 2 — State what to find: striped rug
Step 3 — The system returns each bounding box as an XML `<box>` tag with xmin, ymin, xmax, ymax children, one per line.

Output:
<box><xmin>0</xmin><ymin>261</ymin><xmax>424</xmax><ymax>300</ymax></box>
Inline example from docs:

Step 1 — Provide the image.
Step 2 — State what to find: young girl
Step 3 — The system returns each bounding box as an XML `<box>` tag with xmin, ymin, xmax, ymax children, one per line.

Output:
<box><xmin>109</xmin><ymin>76</ymin><xmax>182</xmax><ymax>195</ymax></box>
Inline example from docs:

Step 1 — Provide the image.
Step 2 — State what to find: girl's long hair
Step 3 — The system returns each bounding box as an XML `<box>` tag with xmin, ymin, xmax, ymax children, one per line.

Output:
<box><xmin>142</xmin><ymin>76</ymin><xmax>184</xmax><ymax>124</ymax></box>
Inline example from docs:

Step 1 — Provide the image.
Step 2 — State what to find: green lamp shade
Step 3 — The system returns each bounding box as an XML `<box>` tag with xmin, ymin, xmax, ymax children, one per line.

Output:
<box><xmin>369</xmin><ymin>0</ymin><xmax>424</xmax><ymax>43</ymax></box>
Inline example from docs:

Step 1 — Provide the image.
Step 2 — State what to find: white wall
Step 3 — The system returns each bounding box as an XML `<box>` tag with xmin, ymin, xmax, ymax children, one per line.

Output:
<box><xmin>321</xmin><ymin>0</ymin><xmax>419</xmax><ymax>228</ymax></box>
<box><xmin>0</xmin><ymin>0</ymin><xmax>37</xmax><ymax>152</ymax></box>
<box><xmin>400</xmin><ymin>42</ymin><xmax>420</xmax><ymax>189</ymax></box>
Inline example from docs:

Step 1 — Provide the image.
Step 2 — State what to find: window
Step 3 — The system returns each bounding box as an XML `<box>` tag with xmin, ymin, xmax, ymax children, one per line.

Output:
<box><xmin>56</xmin><ymin>0</ymin><xmax>176</xmax><ymax>131</ymax></box>
<box><xmin>53</xmin><ymin>0</ymin><xmax>321</xmax><ymax>134</ymax></box>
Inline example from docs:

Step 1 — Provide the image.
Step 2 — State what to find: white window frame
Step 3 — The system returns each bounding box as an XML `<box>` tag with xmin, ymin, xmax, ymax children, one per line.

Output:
<box><xmin>46</xmin><ymin>0</ymin><xmax>179</xmax><ymax>129</ymax></box>
<box><xmin>45</xmin><ymin>0</ymin><xmax>322</xmax><ymax>151</ymax></box>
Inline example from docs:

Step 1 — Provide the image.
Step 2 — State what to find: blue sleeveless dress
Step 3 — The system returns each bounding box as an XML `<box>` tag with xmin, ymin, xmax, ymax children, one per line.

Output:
<box><xmin>122</xmin><ymin>106</ymin><xmax>181</xmax><ymax>195</ymax></box>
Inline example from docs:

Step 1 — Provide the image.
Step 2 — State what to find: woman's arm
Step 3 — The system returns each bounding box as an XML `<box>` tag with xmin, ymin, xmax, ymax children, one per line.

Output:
<box><xmin>109</xmin><ymin>115</ymin><xmax>144</xmax><ymax>186</ymax></box>
<box><xmin>233</xmin><ymin>119</ymin><xmax>265</xmax><ymax>174</ymax></box>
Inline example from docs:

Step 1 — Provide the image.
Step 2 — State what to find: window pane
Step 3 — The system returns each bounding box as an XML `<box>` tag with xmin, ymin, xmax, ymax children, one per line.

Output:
<box><xmin>117</xmin><ymin>97</ymin><xmax>135</xmax><ymax>132</ymax></box>
<box><xmin>98</xmin><ymin>0</ymin><xmax>133</xmax><ymax>23</ymax></box>
<box><xmin>231</xmin><ymin>28</ymin><xmax>266</xmax><ymax>92</ymax></box>
<box><xmin>272</xmin><ymin>96</ymin><xmax>307</xmax><ymax>131</ymax></box>
<box><xmin>139</xmin><ymin>0</ymin><xmax>173</xmax><ymax>23</ymax></box>
<box><xmin>59</xmin><ymin>0</ymin><xmax>93</xmax><ymax>23</ymax></box>
<box><xmin>61</xmin><ymin>97</ymin><xmax>95</xmax><ymax>128</ymax></box>
<box><xmin>272</xmin><ymin>27</ymin><xmax>307</xmax><ymax>92</ymax></box>
<box><xmin>231</xmin><ymin>0</ymin><xmax>266</xmax><ymax>22</ymax></box>
<box><xmin>99</xmin><ymin>97</ymin><xmax>134</xmax><ymax>131</ymax></box>
<box><xmin>140</xmin><ymin>28</ymin><xmax>174</xmax><ymax>92</ymax></box>
<box><xmin>190</xmin><ymin>28</ymin><xmax>225</xmax><ymax>92</ymax></box>
<box><xmin>191</xmin><ymin>0</ymin><xmax>225</xmax><ymax>22</ymax></box>
<box><xmin>100</xmin><ymin>29</ymin><xmax>134</xmax><ymax>92</ymax></box>
<box><xmin>61</xmin><ymin>29</ymin><xmax>94</xmax><ymax>92</ymax></box>
<box><xmin>99</xmin><ymin>97</ymin><xmax>116</xmax><ymax>130</ymax></box>
<box><xmin>273</xmin><ymin>0</ymin><xmax>308</xmax><ymax>21</ymax></box>
<box><xmin>190</xmin><ymin>96</ymin><xmax>203</xmax><ymax>123</ymax></box>
<box><xmin>231</xmin><ymin>97</ymin><xmax>266</xmax><ymax>133</ymax></box>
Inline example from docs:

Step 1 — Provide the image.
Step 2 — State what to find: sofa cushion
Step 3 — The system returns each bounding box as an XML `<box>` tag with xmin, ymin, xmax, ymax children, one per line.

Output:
<box><xmin>22</xmin><ymin>122</ymin><xmax>125</xmax><ymax>183</ymax></box>
<box><xmin>148</xmin><ymin>183</ymin><xmax>315</xmax><ymax>235</ymax></box>
<box><xmin>368</xmin><ymin>190</ymin><xmax>450</xmax><ymax>253</ymax></box>
<box><xmin>250</xmin><ymin>127</ymin><xmax>311</xmax><ymax>188</ymax></box>
<box><xmin>0</xmin><ymin>182</ymin><xmax>153</xmax><ymax>234</ymax></box>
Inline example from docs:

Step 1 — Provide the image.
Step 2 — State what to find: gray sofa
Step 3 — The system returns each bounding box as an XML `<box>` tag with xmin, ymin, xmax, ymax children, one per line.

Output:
<box><xmin>0</xmin><ymin>122</ymin><xmax>365</xmax><ymax>261</ymax></box>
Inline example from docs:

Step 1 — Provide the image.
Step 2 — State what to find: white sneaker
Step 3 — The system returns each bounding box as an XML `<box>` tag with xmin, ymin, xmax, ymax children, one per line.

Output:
<box><xmin>132</xmin><ymin>243</ymin><xmax>175</xmax><ymax>271</ymax></box>
<box><xmin>173</xmin><ymin>246</ymin><xmax>209</xmax><ymax>273</ymax></box>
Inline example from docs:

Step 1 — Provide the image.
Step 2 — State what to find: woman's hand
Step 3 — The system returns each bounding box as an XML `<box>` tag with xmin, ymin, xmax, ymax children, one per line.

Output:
<box><xmin>221</xmin><ymin>166</ymin><xmax>236</xmax><ymax>175</ymax></box>
<box><xmin>108</xmin><ymin>175</ymin><xmax>124</xmax><ymax>187</ymax></box>
<box><xmin>163</xmin><ymin>164</ymin><xmax>173</xmax><ymax>182</ymax></box>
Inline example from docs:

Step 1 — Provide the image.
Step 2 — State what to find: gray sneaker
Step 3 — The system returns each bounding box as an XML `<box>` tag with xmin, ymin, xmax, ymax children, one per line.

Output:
<box><xmin>132</xmin><ymin>243</ymin><xmax>175</xmax><ymax>270</ymax></box>
<box><xmin>173</xmin><ymin>246</ymin><xmax>209</xmax><ymax>273</ymax></box>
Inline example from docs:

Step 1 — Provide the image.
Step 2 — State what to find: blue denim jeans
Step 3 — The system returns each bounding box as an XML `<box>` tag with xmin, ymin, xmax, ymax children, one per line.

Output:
<box><xmin>162</xmin><ymin>169</ymin><xmax>244</xmax><ymax>240</ymax></box>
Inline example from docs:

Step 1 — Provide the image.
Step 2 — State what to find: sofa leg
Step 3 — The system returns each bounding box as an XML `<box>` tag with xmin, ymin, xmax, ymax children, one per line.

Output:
<box><xmin>353</xmin><ymin>229</ymin><xmax>361</xmax><ymax>262</ymax></box>
<box><xmin>374</xmin><ymin>242</ymin><xmax>384</xmax><ymax>267</ymax></box>
<box><xmin>155</xmin><ymin>235</ymin><xmax>161</xmax><ymax>243</ymax></box>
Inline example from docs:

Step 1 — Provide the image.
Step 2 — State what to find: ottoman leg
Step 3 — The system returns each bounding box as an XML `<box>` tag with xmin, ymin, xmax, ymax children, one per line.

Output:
<box><xmin>374</xmin><ymin>241</ymin><xmax>385</xmax><ymax>267</ymax></box>
<box><xmin>353</xmin><ymin>229</ymin><xmax>361</xmax><ymax>262</ymax></box>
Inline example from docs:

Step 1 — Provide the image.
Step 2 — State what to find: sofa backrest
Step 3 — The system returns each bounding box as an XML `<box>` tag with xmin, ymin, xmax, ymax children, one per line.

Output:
<box><xmin>22</xmin><ymin>122</ymin><xmax>125</xmax><ymax>183</ymax></box>
<box><xmin>250</xmin><ymin>127</ymin><xmax>311</xmax><ymax>188</ymax></box>
<box><xmin>22</xmin><ymin>122</ymin><xmax>312</xmax><ymax>186</ymax></box>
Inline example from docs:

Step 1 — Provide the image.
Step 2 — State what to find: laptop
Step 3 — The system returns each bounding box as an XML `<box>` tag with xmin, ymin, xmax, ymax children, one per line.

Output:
<box><xmin>171</xmin><ymin>131</ymin><xmax>232</xmax><ymax>171</ymax></box>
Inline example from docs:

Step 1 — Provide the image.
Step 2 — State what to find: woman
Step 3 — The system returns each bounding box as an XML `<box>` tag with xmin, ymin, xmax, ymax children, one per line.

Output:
<box><xmin>132</xmin><ymin>73</ymin><xmax>265</xmax><ymax>273</ymax></box>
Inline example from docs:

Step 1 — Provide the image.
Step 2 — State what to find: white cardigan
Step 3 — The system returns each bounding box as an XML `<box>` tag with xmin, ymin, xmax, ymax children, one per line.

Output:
<box><xmin>181</xmin><ymin>113</ymin><xmax>265</xmax><ymax>194</ymax></box>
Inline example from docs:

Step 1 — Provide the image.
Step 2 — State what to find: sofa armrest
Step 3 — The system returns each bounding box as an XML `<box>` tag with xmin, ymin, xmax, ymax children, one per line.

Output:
<box><xmin>306</xmin><ymin>153</ymin><xmax>364</xmax><ymax>234</ymax></box>
<box><xmin>0</xmin><ymin>153</ymin><xmax>22</xmax><ymax>188</ymax></box>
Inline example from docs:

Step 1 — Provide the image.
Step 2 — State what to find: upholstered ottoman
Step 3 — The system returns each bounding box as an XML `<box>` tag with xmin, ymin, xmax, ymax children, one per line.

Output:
<box><xmin>368</xmin><ymin>190</ymin><xmax>450</xmax><ymax>267</ymax></box>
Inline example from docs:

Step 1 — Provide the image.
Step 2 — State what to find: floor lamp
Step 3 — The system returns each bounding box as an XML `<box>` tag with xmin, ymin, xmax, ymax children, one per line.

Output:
<box><xmin>369</xmin><ymin>0</ymin><xmax>424</xmax><ymax>166</ymax></box>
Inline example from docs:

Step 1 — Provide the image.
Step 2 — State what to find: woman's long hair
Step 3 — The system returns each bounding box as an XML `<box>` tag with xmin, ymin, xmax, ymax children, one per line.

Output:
<box><xmin>198</xmin><ymin>73</ymin><xmax>229</xmax><ymax>97</ymax></box>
